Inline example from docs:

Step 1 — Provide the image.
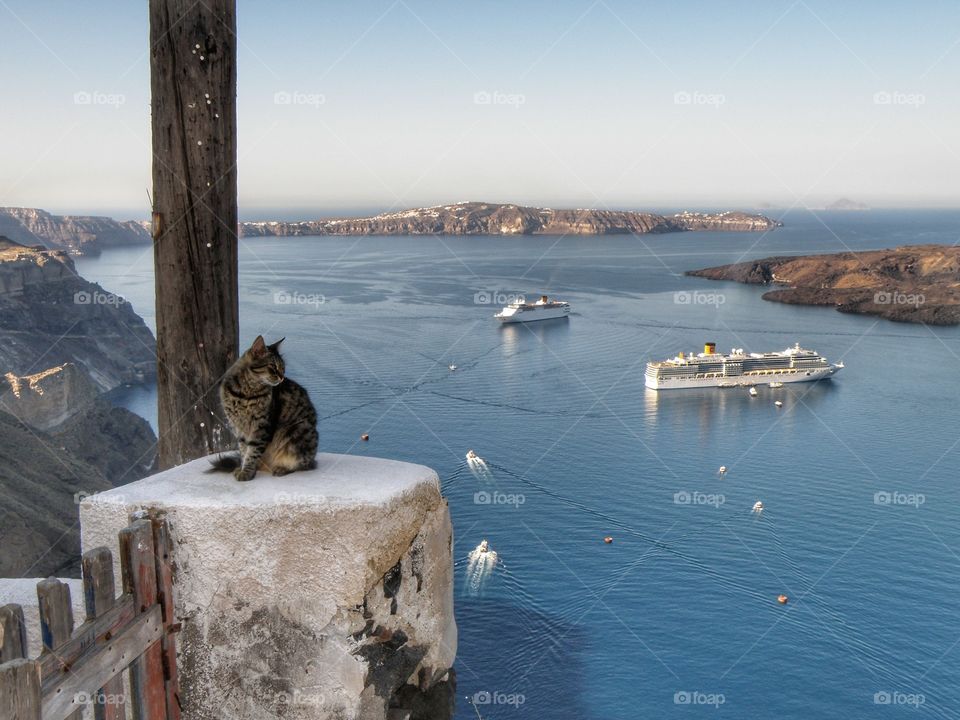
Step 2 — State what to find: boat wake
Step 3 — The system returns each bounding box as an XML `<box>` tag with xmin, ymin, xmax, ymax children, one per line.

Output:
<box><xmin>462</xmin><ymin>539</ymin><xmax>499</xmax><ymax>596</ymax></box>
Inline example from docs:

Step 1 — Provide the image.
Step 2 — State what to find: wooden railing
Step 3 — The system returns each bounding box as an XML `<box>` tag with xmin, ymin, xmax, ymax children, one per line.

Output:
<box><xmin>0</xmin><ymin>515</ymin><xmax>180</xmax><ymax>720</ymax></box>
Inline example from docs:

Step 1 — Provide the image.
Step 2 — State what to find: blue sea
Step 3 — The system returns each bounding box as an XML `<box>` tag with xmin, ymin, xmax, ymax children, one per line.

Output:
<box><xmin>77</xmin><ymin>209</ymin><xmax>960</xmax><ymax>719</ymax></box>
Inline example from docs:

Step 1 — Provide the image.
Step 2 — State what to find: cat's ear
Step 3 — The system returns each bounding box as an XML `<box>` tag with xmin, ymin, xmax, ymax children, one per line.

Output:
<box><xmin>268</xmin><ymin>337</ymin><xmax>285</xmax><ymax>352</ymax></box>
<box><xmin>250</xmin><ymin>335</ymin><xmax>267</xmax><ymax>357</ymax></box>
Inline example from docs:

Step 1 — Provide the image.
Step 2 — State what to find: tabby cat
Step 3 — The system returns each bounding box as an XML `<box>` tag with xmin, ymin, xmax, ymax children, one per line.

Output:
<box><xmin>214</xmin><ymin>335</ymin><xmax>318</xmax><ymax>481</ymax></box>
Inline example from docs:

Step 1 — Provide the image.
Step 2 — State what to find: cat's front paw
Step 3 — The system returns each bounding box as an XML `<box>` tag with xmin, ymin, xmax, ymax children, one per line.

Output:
<box><xmin>234</xmin><ymin>466</ymin><xmax>256</xmax><ymax>482</ymax></box>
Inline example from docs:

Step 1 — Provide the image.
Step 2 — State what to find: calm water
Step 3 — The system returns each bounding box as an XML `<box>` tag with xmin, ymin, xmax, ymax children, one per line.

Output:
<box><xmin>77</xmin><ymin>209</ymin><xmax>960</xmax><ymax>719</ymax></box>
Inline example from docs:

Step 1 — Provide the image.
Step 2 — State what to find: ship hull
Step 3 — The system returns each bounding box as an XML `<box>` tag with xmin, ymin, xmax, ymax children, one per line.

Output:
<box><xmin>496</xmin><ymin>307</ymin><xmax>570</xmax><ymax>323</ymax></box>
<box><xmin>645</xmin><ymin>365</ymin><xmax>841</xmax><ymax>390</ymax></box>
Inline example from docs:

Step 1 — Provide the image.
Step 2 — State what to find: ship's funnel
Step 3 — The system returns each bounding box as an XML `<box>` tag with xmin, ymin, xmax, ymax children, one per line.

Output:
<box><xmin>704</xmin><ymin>342</ymin><xmax>716</xmax><ymax>355</ymax></box>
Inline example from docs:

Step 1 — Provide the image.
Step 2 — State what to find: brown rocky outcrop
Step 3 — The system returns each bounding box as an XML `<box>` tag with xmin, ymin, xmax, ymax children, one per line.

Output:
<box><xmin>688</xmin><ymin>244</ymin><xmax>960</xmax><ymax>325</ymax></box>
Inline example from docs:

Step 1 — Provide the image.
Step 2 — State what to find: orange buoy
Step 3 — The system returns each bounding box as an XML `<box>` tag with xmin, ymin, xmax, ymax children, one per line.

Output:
<box><xmin>777</xmin><ymin>594</ymin><xmax>789</xmax><ymax>605</ymax></box>
<box><xmin>361</xmin><ymin>433</ymin><xmax>370</xmax><ymax>441</ymax></box>
<box><xmin>603</xmin><ymin>536</ymin><xmax>613</xmax><ymax>544</ymax></box>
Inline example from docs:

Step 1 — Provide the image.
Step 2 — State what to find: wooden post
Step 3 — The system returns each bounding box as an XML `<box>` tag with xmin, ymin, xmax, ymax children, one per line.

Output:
<box><xmin>82</xmin><ymin>547</ymin><xmax>128</xmax><ymax>720</ymax></box>
<box><xmin>119</xmin><ymin>520</ymin><xmax>167</xmax><ymax>719</ymax></box>
<box><xmin>36</xmin><ymin>578</ymin><xmax>82</xmax><ymax>720</ymax></box>
<box><xmin>0</xmin><ymin>603</ymin><xmax>28</xmax><ymax>662</ymax></box>
<box><xmin>0</xmin><ymin>658</ymin><xmax>41</xmax><ymax>720</ymax></box>
<box><xmin>150</xmin><ymin>518</ymin><xmax>181</xmax><ymax>719</ymax></box>
<box><xmin>150</xmin><ymin>0</ymin><xmax>239</xmax><ymax>468</ymax></box>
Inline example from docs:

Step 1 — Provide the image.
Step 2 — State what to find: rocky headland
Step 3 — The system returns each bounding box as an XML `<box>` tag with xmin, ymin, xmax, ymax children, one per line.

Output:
<box><xmin>0</xmin><ymin>236</ymin><xmax>158</xmax><ymax>577</ymax></box>
<box><xmin>0</xmin><ymin>236</ymin><xmax>155</xmax><ymax>391</ymax></box>
<box><xmin>241</xmin><ymin>202</ymin><xmax>781</xmax><ymax>237</ymax></box>
<box><xmin>688</xmin><ymin>244</ymin><xmax>960</xmax><ymax>325</ymax></box>
<box><xmin>0</xmin><ymin>206</ymin><xmax>150</xmax><ymax>255</ymax></box>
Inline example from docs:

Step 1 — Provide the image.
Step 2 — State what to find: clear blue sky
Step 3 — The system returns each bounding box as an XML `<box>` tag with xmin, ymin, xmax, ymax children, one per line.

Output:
<box><xmin>1</xmin><ymin>0</ymin><xmax>958</xmax><ymax>218</ymax></box>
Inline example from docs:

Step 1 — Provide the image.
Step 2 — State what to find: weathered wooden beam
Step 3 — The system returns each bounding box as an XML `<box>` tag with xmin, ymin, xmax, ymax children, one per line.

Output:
<box><xmin>151</xmin><ymin>517</ymin><xmax>181</xmax><ymax>719</ymax></box>
<box><xmin>0</xmin><ymin>603</ymin><xmax>28</xmax><ymax>661</ymax></box>
<box><xmin>150</xmin><ymin>0</ymin><xmax>240</xmax><ymax>468</ymax></box>
<box><xmin>119</xmin><ymin>520</ymin><xmax>167</xmax><ymax>719</ymax></box>
<box><xmin>37</xmin><ymin>596</ymin><xmax>135</xmax><ymax>683</ymax></box>
<box><xmin>36</xmin><ymin>578</ymin><xmax>82</xmax><ymax>720</ymax></box>
<box><xmin>40</xmin><ymin>606</ymin><xmax>163</xmax><ymax>720</ymax></box>
<box><xmin>0</xmin><ymin>658</ymin><xmax>41</xmax><ymax>720</ymax></box>
<box><xmin>82</xmin><ymin>546</ymin><xmax>128</xmax><ymax>720</ymax></box>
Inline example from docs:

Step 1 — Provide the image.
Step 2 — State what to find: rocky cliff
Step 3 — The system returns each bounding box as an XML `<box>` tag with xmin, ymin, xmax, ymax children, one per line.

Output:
<box><xmin>0</xmin><ymin>237</ymin><xmax>155</xmax><ymax>391</ymax></box>
<box><xmin>241</xmin><ymin>202</ymin><xmax>781</xmax><ymax>237</ymax></box>
<box><xmin>0</xmin><ymin>399</ymin><xmax>156</xmax><ymax>578</ymax></box>
<box><xmin>0</xmin><ymin>236</ymin><xmax>158</xmax><ymax>578</ymax></box>
<box><xmin>0</xmin><ymin>363</ymin><xmax>99</xmax><ymax>430</ymax></box>
<box><xmin>0</xmin><ymin>207</ymin><xmax>150</xmax><ymax>255</ymax></box>
<box><xmin>687</xmin><ymin>244</ymin><xmax>960</xmax><ymax>325</ymax></box>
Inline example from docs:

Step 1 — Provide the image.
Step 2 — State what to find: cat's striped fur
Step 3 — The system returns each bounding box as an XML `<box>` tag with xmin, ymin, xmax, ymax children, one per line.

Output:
<box><xmin>215</xmin><ymin>335</ymin><xmax>318</xmax><ymax>481</ymax></box>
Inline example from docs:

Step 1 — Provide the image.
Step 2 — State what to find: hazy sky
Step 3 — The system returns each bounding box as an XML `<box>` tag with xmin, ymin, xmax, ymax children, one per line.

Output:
<box><xmin>1</xmin><ymin>0</ymin><xmax>958</xmax><ymax>218</ymax></box>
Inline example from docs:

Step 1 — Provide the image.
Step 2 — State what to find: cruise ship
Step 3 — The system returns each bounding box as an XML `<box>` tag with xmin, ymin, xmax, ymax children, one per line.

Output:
<box><xmin>495</xmin><ymin>295</ymin><xmax>571</xmax><ymax>323</ymax></box>
<box><xmin>645</xmin><ymin>342</ymin><xmax>843</xmax><ymax>390</ymax></box>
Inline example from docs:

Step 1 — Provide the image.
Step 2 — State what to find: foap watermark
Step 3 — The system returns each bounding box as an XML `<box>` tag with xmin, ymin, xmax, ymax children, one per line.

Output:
<box><xmin>74</xmin><ymin>290</ymin><xmax>126</xmax><ymax>307</ymax></box>
<box><xmin>674</xmin><ymin>290</ymin><xmax>725</xmax><ymax>307</ymax></box>
<box><xmin>272</xmin><ymin>689</ymin><xmax>326</xmax><ymax>709</ymax></box>
<box><xmin>873</xmin><ymin>91</ymin><xmax>925</xmax><ymax>107</ymax></box>
<box><xmin>674</xmin><ymin>690</ymin><xmax>726</xmax><ymax>708</ymax></box>
<box><xmin>473</xmin><ymin>490</ymin><xmax>525</xmax><ymax>508</ymax></box>
<box><xmin>274</xmin><ymin>290</ymin><xmax>325</xmax><ymax>308</ymax></box>
<box><xmin>874</xmin><ymin>290</ymin><xmax>924</xmax><ymax>307</ymax></box>
<box><xmin>674</xmin><ymin>491</ymin><xmax>725</xmax><ymax>509</ymax></box>
<box><xmin>73</xmin><ymin>90</ymin><xmax>126</xmax><ymax>108</ymax></box>
<box><xmin>673</xmin><ymin>90</ymin><xmax>725</xmax><ymax>108</ymax></box>
<box><xmin>874</xmin><ymin>691</ymin><xmax>925</xmax><ymax>707</ymax></box>
<box><xmin>474</xmin><ymin>290</ymin><xmax>524</xmax><ymax>305</ymax></box>
<box><xmin>473</xmin><ymin>90</ymin><xmax>525</xmax><ymax>108</ymax></box>
<box><xmin>273</xmin><ymin>90</ymin><xmax>326</xmax><ymax>108</ymax></box>
<box><xmin>874</xmin><ymin>491</ymin><xmax>925</xmax><ymax>509</ymax></box>
<box><xmin>73</xmin><ymin>691</ymin><xmax>127</xmax><ymax>707</ymax></box>
<box><xmin>471</xmin><ymin>690</ymin><xmax>526</xmax><ymax>708</ymax></box>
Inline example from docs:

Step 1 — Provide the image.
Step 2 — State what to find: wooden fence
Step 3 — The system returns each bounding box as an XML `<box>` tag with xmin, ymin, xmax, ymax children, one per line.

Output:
<box><xmin>0</xmin><ymin>515</ymin><xmax>180</xmax><ymax>720</ymax></box>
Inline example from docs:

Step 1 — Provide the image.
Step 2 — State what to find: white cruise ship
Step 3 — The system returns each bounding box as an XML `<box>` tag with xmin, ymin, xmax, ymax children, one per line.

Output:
<box><xmin>495</xmin><ymin>295</ymin><xmax>571</xmax><ymax>323</ymax></box>
<box><xmin>645</xmin><ymin>342</ymin><xmax>843</xmax><ymax>390</ymax></box>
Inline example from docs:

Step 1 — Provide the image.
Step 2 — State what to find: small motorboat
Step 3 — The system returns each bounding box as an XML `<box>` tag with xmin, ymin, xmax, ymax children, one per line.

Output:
<box><xmin>466</xmin><ymin>449</ymin><xmax>478</xmax><ymax>460</ymax></box>
<box><xmin>774</xmin><ymin>400</ymin><xmax>783</xmax><ymax>408</ymax></box>
<box><xmin>749</xmin><ymin>387</ymin><xmax>758</xmax><ymax>397</ymax></box>
<box><xmin>769</xmin><ymin>381</ymin><xmax>784</xmax><ymax>388</ymax></box>
<box><xmin>718</xmin><ymin>465</ymin><xmax>727</xmax><ymax>477</ymax></box>
<box><xmin>752</xmin><ymin>501</ymin><xmax>764</xmax><ymax>512</ymax></box>
<box><xmin>448</xmin><ymin>363</ymin><xmax>457</xmax><ymax>371</ymax></box>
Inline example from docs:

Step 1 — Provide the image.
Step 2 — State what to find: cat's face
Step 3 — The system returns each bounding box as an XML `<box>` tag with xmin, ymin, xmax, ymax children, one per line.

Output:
<box><xmin>246</xmin><ymin>335</ymin><xmax>285</xmax><ymax>386</ymax></box>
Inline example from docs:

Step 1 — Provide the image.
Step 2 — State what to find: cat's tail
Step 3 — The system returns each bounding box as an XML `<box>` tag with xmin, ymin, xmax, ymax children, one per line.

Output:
<box><xmin>206</xmin><ymin>453</ymin><xmax>241</xmax><ymax>473</ymax></box>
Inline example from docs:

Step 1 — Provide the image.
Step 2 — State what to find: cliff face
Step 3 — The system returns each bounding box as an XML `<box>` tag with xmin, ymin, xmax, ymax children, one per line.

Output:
<box><xmin>687</xmin><ymin>244</ymin><xmax>960</xmax><ymax>325</ymax></box>
<box><xmin>0</xmin><ymin>399</ymin><xmax>156</xmax><ymax>578</ymax></box>
<box><xmin>241</xmin><ymin>202</ymin><xmax>781</xmax><ymax>237</ymax></box>
<box><xmin>0</xmin><ymin>363</ymin><xmax>99</xmax><ymax>430</ymax></box>
<box><xmin>0</xmin><ymin>207</ymin><xmax>150</xmax><ymax>255</ymax></box>
<box><xmin>0</xmin><ymin>237</ymin><xmax>155</xmax><ymax>391</ymax></box>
